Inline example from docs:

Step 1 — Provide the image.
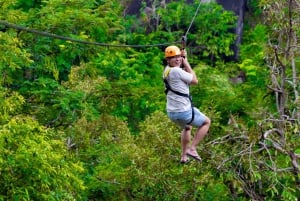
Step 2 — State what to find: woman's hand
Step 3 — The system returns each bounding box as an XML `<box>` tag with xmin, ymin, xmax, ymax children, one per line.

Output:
<box><xmin>181</xmin><ymin>49</ymin><xmax>187</xmax><ymax>58</ymax></box>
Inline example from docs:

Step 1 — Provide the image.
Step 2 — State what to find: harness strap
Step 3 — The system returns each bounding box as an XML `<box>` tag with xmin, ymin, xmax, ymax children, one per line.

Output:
<box><xmin>163</xmin><ymin>78</ymin><xmax>194</xmax><ymax>125</ymax></box>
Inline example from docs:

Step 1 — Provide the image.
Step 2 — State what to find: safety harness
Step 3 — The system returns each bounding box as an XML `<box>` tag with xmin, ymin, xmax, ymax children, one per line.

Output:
<box><xmin>163</xmin><ymin>67</ymin><xmax>194</xmax><ymax>125</ymax></box>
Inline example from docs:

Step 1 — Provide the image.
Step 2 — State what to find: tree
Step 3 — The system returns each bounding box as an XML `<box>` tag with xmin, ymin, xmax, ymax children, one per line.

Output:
<box><xmin>261</xmin><ymin>0</ymin><xmax>300</xmax><ymax>186</ymax></box>
<box><xmin>260</xmin><ymin>0</ymin><xmax>300</xmax><ymax>196</ymax></box>
<box><xmin>208</xmin><ymin>0</ymin><xmax>300</xmax><ymax>200</ymax></box>
<box><xmin>0</xmin><ymin>89</ymin><xmax>85</xmax><ymax>200</ymax></box>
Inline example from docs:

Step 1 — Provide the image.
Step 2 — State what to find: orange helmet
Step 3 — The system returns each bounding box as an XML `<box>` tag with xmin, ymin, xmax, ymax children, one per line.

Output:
<box><xmin>165</xmin><ymin>45</ymin><xmax>181</xmax><ymax>58</ymax></box>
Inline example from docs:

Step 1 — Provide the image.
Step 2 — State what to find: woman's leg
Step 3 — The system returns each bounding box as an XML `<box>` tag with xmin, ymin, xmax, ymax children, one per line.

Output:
<box><xmin>181</xmin><ymin>126</ymin><xmax>192</xmax><ymax>161</ymax></box>
<box><xmin>187</xmin><ymin>117</ymin><xmax>211</xmax><ymax>160</ymax></box>
<box><xmin>190</xmin><ymin>117</ymin><xmax>210</xmax><ymax>151</ymax></box>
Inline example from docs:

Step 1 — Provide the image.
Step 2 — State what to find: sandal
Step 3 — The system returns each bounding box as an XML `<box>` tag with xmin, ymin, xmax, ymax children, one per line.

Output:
<box><xmin>187</xmin><ymin>149</ymin><xmax>202</xmax><ymax>161</ymax></box>
<box><xmin>180</xmin><ymin>158</ymin><xmax>191</xmax><ymax>164</ymax></box>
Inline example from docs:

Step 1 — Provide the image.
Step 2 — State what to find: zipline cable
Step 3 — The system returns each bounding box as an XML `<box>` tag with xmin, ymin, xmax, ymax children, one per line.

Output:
<box><xmin>181</xmin><ymin>0</ymin><xmax>202</xmax><ymax>49</ymax></box>
<box><xmin>0</xmin><ymin>20</ymin><xmax>179</xmax><ymax>48</ymax></box>
<box><xmin>0</xmin><ymin>1</ymin><xmax>202</xmax><ymax>49</ymax></box>
<box><xmin>184</xmin><ymin>0</ymin><xmax>202</xmax><ymax>39</ymax></box>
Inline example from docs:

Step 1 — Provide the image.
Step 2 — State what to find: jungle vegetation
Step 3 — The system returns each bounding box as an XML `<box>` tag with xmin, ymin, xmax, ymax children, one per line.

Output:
<box><xmin>0</xmin><ymin>0</ymin><xmax>299</xmax><ymax>200</ymax></box>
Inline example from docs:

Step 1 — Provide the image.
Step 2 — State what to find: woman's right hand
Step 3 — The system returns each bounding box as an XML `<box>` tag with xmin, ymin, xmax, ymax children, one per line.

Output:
<box><xmin>181</xmin><ymin>49</ymin><xmax>187</xmax><ymax>58</ymax></box>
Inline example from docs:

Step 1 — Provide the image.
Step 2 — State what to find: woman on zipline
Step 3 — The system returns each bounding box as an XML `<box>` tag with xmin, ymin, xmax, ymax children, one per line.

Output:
<box><xmin>163</xmin><ymin>45</ymin><xmax>210</xmax><ymax>164</ymax></box>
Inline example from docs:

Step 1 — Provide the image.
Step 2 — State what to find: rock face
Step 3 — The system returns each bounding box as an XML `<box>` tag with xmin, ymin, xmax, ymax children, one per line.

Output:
<box><xmin>125</xmin><ymin>0</ymin><xmax>247</xmax><ymax>60</ymax></box>
<box><xmin>217</xmin><ymin>0</ymin><xmax>247</xmax><ymax>60</ymax></box>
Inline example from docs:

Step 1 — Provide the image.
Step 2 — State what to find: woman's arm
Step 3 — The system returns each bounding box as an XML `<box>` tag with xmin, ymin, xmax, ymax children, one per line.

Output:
<box><xmin>181</xmin><ymin>51</ymin><xmax>198</xmax><ymax>85</ymax></box>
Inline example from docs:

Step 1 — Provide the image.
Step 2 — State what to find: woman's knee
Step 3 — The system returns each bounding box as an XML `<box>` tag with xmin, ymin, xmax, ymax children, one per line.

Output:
<box><xmin>205</xmin><ymin>117</ymin><xmax>211</xmax><ymax>126</ymax></box>
<box><xmin>184</xmin><ymin>125</ymin><xmax>192</xmax><ymax>131</ymax></box>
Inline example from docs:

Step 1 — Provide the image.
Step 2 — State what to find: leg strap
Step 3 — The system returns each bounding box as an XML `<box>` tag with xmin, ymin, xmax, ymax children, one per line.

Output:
<box><xmin>187</xmin><ymin>105</ymin><xmax>194</xmax><ymax>125</ymax></box>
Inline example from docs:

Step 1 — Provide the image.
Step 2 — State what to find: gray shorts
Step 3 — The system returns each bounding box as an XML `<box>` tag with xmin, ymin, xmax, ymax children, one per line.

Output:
<box><xmin>167</xmin><ymin>107</ymin><xmax>208</xmax><ymax>129</ymax></box>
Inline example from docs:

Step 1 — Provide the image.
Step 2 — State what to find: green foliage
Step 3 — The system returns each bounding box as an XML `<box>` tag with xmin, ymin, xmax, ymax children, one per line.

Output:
<box><xmin>0</xmin><ymin>116</ymin><xmax>85</xmax><ymax>200</ymax></box>
<box><xmin>14</xmin><ymin>0</ymin><xmax>42</xmax><ymax>11</ymax></box>
<box><xmin>0</xmin><ymin>88</ymin><xmax>25</xmax><ymax>123</ymax></box>
<box><xmin>191</xmin><ymin>64</ymin><xmax>248</xmax><ymax>124</ymax></box>
<box><xmin>0</xmin><ymin>32</ymin><xmax>33</xmax><ymax>86</ymax></box>
<box><xmin>125</xmin><ymin>111</ymin><xmax>232</xmax><ymax>201</ymax></box>
<box><xmin>19</xmin><ymin>77</ymin><xmax>84</xmax><ymax>127</ymax></box>
<box><xmin>64</xmin><ymin>114</ymin><xmax>136</xmax><ymax>200</ymax></box>
<box><xmin>191</xmin><ymin>3</ymin><xmax>237</xmax><ymax>62</ymax></box>
<box><xmin>92</xmin><ymin>47</ymin><xmax>165</xmax><ymax>131</ymax></box>
<box><xmin>19</xmin><ymin>62</ymin><xmax>113</xmax><ymax>127</ymax></box>
<box><xmin>0</xmin><ymin>0</ymin><xmax>29</xmax><ymax>22</ymax></box>
<box><xmin>240</xmin><ymin>24</ymin><xmax>267</xmax><ymax>63</ymax></box>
